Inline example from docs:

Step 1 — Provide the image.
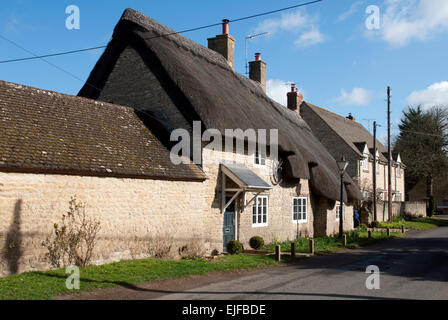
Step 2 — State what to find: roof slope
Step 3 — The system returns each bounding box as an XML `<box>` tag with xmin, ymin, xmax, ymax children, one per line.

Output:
<box><xmin>78</xmin><ymin>8</ymin><xmax>361</xmax><ymax>202</ymax></box>
<box><xmin>304</xmin><ymin>102</ymin><xmax>388</xmax><ymax>162</ymax></box>
<box><xmin>0</xmin><ymin>80</ymin><xmax>205</xmax><ymax>181</ymax></box>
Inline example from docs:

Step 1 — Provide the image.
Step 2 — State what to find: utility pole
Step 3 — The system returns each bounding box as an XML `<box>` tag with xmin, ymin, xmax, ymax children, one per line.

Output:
<box><xmin>373</xmin><ymin>121</ymin><xmax>377</xmax><ymax>222</ymax></box>
<box><xmin>387</xmin><ymin>86</ymin><xmax>392</xmax><ymax>222</ymax></box>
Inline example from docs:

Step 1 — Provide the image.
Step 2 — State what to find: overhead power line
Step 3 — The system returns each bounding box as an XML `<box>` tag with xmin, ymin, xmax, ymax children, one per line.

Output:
<box><xmin>0</xmin><ymin>0</ymin><xmax>322</xmax><ymax>64</ymax></box>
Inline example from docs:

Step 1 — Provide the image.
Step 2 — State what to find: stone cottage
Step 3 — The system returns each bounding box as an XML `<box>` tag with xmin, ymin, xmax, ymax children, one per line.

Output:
<box><xmin>300</xmin><ymin>103</ymin><xmax>406</xmax><ymax>222</ymax></box>
<box><xmin>78</xmin><ymin>9</ymin><xmax>361</xmax><ymax>241</ymax></box>
<box><xmin>0</xmin><ymin>9</ymin><xmax>362</xmax><ymax>276</ymax></box>
<box><xmin>0</xmin><ymin>80</ymin><xmax>207</xmax><ymax>276</ymax></box>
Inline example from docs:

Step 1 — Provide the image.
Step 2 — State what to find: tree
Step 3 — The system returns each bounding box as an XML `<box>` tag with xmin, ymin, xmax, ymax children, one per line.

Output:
<box><xmin>394</xmin><ymin>106</ymin><xmax>448</xmax><ymax>199</ymax></box>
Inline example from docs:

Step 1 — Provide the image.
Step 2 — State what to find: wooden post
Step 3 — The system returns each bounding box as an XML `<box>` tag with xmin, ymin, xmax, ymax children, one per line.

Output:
<box><xmin>401</xmin><ymin>225</ymin><xmax>405</xmax><ymax>233</ymax></box>
<box><xmin>342</xmin><ymin>234</ymin><xmax>347</xmax><ymax>247</ymax></box>
<box><xmin>291</xmin><ymin>242</ymin><xmax>296</xmax><ymax>258</ymax></box>
<box><xmin>275</xmin><ymin>245</ymin><xmax>281</xmax><ymax>261</ymax></box>
<box><xmin>309</xmin><ymin>238</ymin><xmax>314</xmax><ymax>254</ymax></box>
<box><xmin>368</xmin><ymin>230</ymin><xmax>372</xmax><ymax>239</ymax></box>
<box><xmin>387</xmin><ymin>228</ymin><xmax>390</xmax><ymax>236</ymax></box>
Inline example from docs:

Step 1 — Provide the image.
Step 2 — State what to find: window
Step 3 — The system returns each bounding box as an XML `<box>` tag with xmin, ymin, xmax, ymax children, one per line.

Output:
<box><xmin>252</xmin><ymin>195</ymin><xmax>268</xmax><ymax>226</ymax></box>
<box><xmin>335</xmin><ymin>203</ymin><xmax>341</xmax><ymax>220</ymax></box>
<box><xmin>293</xmin><ymin>197</ymin><xmax>307</xmax><ymax>222</ymax></box>
<box><xmin>396</xmin><ymin>165</ymin><xmax>401</xmax><ymax>177</ymax></box>
<box><xmin>254</xmin><ymin>151</ymin><xmax>266</xmax><ymax>167</ymax></box>
<box><xmin>363</xmin><ymin>154</ymin><xmax>369</xmax><ymax>171</ymax></box>
<box><xmin>395</xmin><ymin>192</ymin><xmax>402</xmax><ymax>202</ymax></box>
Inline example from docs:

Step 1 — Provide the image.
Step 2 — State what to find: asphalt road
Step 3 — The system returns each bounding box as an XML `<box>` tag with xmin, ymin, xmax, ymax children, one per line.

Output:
<box><xmin>155</xmin><ymin>217</ymin><xmax>448</xmax><ymax>300</ymax></box>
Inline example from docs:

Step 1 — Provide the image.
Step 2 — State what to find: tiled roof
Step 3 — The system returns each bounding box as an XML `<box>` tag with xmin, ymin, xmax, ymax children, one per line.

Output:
<box><xmin>304</xmin><ymin>103</ymin><xmax>388</xmax><ymax>162</ymax></box>
<box><xmin>0</xmin><ymin>80</ymin><xmax>205</xmax><ymax>181</ymax></box>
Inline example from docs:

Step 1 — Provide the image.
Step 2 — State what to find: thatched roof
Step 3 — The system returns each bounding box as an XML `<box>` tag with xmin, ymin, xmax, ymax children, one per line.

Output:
<box><xmin>0</xmin><ymin>80</ymin><xmax>205</xmax><ymax>181</ymax></box>
<box><xmin>78</xmin><ymin>8</ymin><xmax>361</xmax><ymax>202</ymax></box>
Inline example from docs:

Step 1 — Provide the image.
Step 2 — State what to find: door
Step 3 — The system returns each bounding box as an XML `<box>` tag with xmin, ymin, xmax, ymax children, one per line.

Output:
<box><xmin>223</xmin><ymin>197</ymin><xmax>235</xmax><ymax>252</ymax></box>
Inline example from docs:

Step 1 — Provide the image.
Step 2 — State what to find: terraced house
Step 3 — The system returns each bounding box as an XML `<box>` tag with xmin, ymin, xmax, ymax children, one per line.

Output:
<box><xmin>300</xmin><ymin>103</ymin><xmax>406</xmax><ymax>222</ymax></box>
<box><xmin>0</xmin><ymin>8</ymin><xmax>362</xmax><ymax>276</ymax></box>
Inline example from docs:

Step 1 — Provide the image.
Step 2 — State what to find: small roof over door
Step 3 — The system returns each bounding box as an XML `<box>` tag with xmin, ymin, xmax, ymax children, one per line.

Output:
<box><xmin>221</xmin><ymin>162</ymin><xmax>271</xmax><ymax>191</ymax></box>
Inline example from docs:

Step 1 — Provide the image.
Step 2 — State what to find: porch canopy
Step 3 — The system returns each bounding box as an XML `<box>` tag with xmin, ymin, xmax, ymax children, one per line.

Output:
<box><xmin>220</xmin><ymin>162</ymin><xmax>271</xmax><ymax>212</ymax></box>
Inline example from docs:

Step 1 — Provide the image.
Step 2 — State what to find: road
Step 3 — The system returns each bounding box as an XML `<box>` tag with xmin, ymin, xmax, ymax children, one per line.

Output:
<box><xmin>155</xmin><ymin>218</ymin><xmax>448</xmax><ymax>300</ymax></box>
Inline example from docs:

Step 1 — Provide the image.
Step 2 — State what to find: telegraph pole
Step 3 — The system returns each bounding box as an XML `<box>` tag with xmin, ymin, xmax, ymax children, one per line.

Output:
<box><xmin>387</xmin><ymin>86</ymin><xmax>392</xmax><ymax>222</ymax></box>
<box><xmin>373</xmin><ymin>121</ymin><xmax>377</xmax><ymax>222</ymax></box>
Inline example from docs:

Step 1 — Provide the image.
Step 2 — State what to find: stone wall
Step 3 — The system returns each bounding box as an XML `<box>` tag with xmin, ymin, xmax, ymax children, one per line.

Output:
<box><xmin>0</xmin><ymin>172</ymin><xmax>209</xmax><ymax>277</ymax></box>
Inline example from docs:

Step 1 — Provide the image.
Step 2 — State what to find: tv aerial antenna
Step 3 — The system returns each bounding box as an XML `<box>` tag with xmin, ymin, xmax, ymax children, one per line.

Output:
<box><xmin>245</xmin><ymin>32</ymin><xmax>269</xmax><ymax>75</ymax></box>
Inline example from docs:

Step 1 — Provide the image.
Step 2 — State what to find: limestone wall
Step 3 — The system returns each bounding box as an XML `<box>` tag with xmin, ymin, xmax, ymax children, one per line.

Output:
<box><xmin>0</xmin><ymin>172</ymin><xmax>208</xmax><ymax>276</ymax></box>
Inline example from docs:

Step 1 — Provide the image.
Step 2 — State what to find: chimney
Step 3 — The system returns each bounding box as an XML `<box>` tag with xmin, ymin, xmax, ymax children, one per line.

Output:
<box><xmin>287</xmin><ymin>84</ymin><xmax>303</xmax><ymax>111</ymax></box>
<box><xmin>346</xmin><ymin>113</ymin><xmax>356</xmax><ymax>121</ymax></box>
<box><xmin>249</xmin><ymin>53</ymin><xmax>267</xmax><ymax>92</ymax></box>
<box><xmin>207</xmin><ymin>19</ymin><xmax>235</xmax><ymax>69</ymax></box>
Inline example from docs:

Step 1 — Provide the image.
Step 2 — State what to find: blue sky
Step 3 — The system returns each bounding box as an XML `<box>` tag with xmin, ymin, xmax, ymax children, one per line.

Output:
<box><xmin>1</xmin><ymin>0</ymin><xmax>448</xmax><ymax>142</ymax></box>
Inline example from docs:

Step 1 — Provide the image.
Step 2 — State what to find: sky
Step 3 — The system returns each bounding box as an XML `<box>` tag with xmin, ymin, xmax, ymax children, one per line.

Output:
<box><xmin>1</xmin><ymin>0</ymin><xmax>448</xmax><ymax>143</ymax></box>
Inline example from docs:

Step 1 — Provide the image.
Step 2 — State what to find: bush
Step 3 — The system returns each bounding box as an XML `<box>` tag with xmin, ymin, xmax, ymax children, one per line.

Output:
<box><xmin>393</xmin><ymin>216</ymin><xmax>405</xmax><ymax>223</ymax></box>
<box><xmin>226</xmin><ymin>240</ymin><xmax>243</xmax><ymax>254</ymax></box>
<box><xmin>42</xmin><ymin>196</ymin><xmax>101</xmax><ymax>268</ymax></box>
<box><xmin>249</xmin><ymin>236</ymin><xmax>264</xmax><ymax>250</ymax></box>
<box><xmin>358</xmin><ymin>224</ymin><xmax>368</xmax><ymax>231</ymax></box>
<box><xmin>370</xmin><ymin>221</ymin><xmax>380</xmax><ymax>228</ymax></box>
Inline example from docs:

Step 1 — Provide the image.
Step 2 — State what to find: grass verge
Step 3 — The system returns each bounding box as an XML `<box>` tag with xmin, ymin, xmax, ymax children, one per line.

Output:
<box><xmin>377</xmin><ymin>216</ymin><xmax>448</xmax><ymax>230</ymax></box>
<box><xmin>0</xmin><ymin>254</ymin><xmax>280</xmax><ymax>300</ymax></box>
<box><xmin>263</xmin><ymin>230</ymin><xmax>403</xmax><ymax>255</ymax></box>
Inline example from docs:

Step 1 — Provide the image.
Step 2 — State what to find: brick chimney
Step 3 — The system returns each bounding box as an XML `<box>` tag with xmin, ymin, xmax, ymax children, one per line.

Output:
<box><xmin>346</xmin><ymin>113</ymin><xmax>356</xmax><ymax>121</ymax></box>
<box><xmin>207</xmin><ymin>19</ymin><xmax>235</xmax><ymax>69</ymax></box>
<box><xmin>287</xmin><ymin>84</ymin><xmax>303</xmax><ymax>111</ymax></box>
<box><xmin>249</xmin><ymin>53</ymin><xmax>267</xmax><ymax>92</ymax></box>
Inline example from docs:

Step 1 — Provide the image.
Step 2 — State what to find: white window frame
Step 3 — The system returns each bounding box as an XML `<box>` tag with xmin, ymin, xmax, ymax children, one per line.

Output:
<box><xmin>335</xmin><ymin>203</ymin><xmax>341</xmax><ymax>221</ymax></box>
<box><xmin>395</xmin><ymin>191</ymin><xmax>402</xmax><ymax>202</ymax></box>
<box><xmin>252</xmin><ymin>195</ymin><xmax>268</xmax><ymax>227</ymax></box>
<box><xmin>292</xmin><ymin>197</ymin><xmax>307</xmax><ymax>223</ymax></box>
<box><xmin>396</xmin><ymin>164</ymin><xmax>401</xmax><ymax>177</ymax></box>
<box><xmin>363</xmin><ymin>154</ymin><xmax>369</xmax><ymax>172</ymax></box>
<box><xmin>254</xmin><ymin>151</ymin><xmax>266</xmax><ymax>167</ymax></box>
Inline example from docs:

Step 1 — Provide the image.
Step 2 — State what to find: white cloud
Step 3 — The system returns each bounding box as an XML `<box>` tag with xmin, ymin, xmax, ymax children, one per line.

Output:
<box><xmin>338</xmin><ymin>1</ymin><xmax>365</xmax><ymax>21</ymax></box>
<box><xmin>266</xmin><ymin>79</ymin><xmax>304</xmax><ymax>107</ymax></box>
<box><xmin>407</xmin><ymin>81</ymin><xmax>448</xmax><ymax>108</ymax></box>
<box><xmin>294</xmin><ymin>26</ymin><xmax>325</xmax><ymax>48</ymax></box>
<box><xmin>334</xmin><ymin>88</ymin><xmax>372</xmax><ymax>106</ymax></box>
<box><xmin>253</xmin><ymin>9</ymin><xmax>325</xmax><ymax>48</ymax></box>
<box><xmin>379</xmin><ymin>0</ymin><xmax>448</xmax><ymax>46</ymax></box>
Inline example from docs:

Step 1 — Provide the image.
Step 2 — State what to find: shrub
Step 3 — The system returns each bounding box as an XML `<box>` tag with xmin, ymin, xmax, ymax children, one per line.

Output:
<box><xmin>393</xmin><ymin>216</ymin><xmax>405</xmax><ymax>223</ymax></box>
<box><xmin>370</xmin><ymin>221</ymin><xmax>380</xmax><ymax>228</ymax></box>
<box><xmin>358</xmin><ymin>224</ymin><xmax>368</xmax><ymax>231</ymax></box>
<box><xmin>178</xmin><ymin>240</ymin><xmax>206</xmax><ymax>260</ymax></box>
<box><xmin>42</xmin><ymin>196</ymin><xmax>101</xmax><ymax>268</ymax></box>
<box><xmin>249</xmin><ymin>236</ymin><xmax>264</xmax><ymax>250</ymax></box>
<box><xmin>226</xmin><ymin>240</ymin><xmax>243</xmax><ymax>255</ymax></box>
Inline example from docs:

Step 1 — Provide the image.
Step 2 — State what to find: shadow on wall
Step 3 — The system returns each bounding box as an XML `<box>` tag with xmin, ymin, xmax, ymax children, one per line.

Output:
<box><xmin>2</xmin><ymin>199</ymin><xmax>23</xmax><ymax>274</ymax></box>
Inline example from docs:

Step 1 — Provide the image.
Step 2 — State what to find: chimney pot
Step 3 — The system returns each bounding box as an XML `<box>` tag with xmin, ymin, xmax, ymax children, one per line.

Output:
<box><xmin>222</xmin><ymin>19</ymin><xmax>229</xmax><ymax>35</ymax></box>
<box><xmin>291</xmin><ymin>83</ymin><xmax>297</xmax><ymax>92</ymax></box>
<box><xmin>255</xmin><ymin>53</ymin><xmax>261</xmax><ymax>61</ymax></box>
